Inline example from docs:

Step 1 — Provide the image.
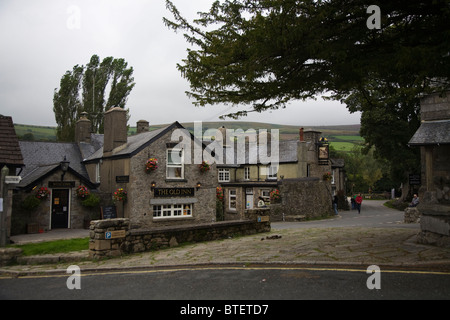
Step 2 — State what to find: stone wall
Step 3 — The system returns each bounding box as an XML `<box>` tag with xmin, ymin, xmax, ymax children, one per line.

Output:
<box><xmin>127</xmin><ymin>127</ymin><xmax>217</xmax><ymax>228</ymax></box>
<box><xmin>268</xmin><ymin>178</ymin><xmax>333</xmax><ymax>221</ymax></box>
<box><xmin>404</xmin><ymin>207</ymin><xmax>421</xmax><ymax>223</ymax></box>
<box><xmin>11</xmin><ymin>170</ymin><xmax>90</xmax><ymax>234</ymax></box>
<box><xmin>89</xmin><ymin>218</ymin><xmax>270</xmax><ymax>259</ymax></box>
<box><xmin>414</xmin><ymin>92</ymin><xmax>450</xmax><ymax>248</ymax></box>
<box><xmin>0</xmin><ymin>247</ymin><xmax>22</xmax><ymax>266</ymax></box>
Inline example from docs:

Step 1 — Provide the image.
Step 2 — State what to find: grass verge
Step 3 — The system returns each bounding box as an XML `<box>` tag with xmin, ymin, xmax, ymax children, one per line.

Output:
<box><xmin>10</xmin><ymin>237</ymin><xmax>89</xmax><ymax>256</ymax></box>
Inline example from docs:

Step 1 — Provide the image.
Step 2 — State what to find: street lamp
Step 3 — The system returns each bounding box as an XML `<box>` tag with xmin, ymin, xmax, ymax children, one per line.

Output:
<box><xmin>60</xmin><ymin>156</ymin><xmax>70</xmax><ymax>181</ymax></box>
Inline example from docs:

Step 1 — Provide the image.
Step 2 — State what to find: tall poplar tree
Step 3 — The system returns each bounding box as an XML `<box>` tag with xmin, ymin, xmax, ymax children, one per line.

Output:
<box><xmin>53</xmin><ymin>54</ymin><xmax>135</xmax><ymax>141</ymax></box>
<box><xmin>53</xmin><ymin>65</ymin><xmax>84</xmax><ymax>142</ymax></box>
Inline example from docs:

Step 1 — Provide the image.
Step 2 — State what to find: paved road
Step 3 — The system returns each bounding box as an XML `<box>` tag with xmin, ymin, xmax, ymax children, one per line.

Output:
<box><xmin>272</xmin><ymin>200</ymin><xmax>417</xmax><ymax>230</ymax></box>
<box><xmin>1</xmin><ymin>265</ymin><xmax>449</xmax><ymax>300</ymax></box>
<box><xmin>2</xmin><ymin>200</ymin><xmax>450</xmax><ymax>301</ymax></box>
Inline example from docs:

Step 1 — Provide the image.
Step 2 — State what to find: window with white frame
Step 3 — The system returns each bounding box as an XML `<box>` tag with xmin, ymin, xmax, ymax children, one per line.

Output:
<box><xmin>261</xmin><ymin>189</ymin><xmax>271</xmax><ymax>202</ymax></box>
<box><xmin>167</xmin><ymin>148</ymin><xmax>184</xmax><ymax>179</ymax></box>
<box><xmin>153</xmin><ymin>204</ymin><xmax>192</xmax><ymax>219</ymax></box>
<box><xmin>229</xmin><ymin>189</ymin><xmax>237</xmax><ymax>210</ymax></box>
<box><xmin>244</xmin><ymin>167</ymin><xmax>250</xmax><ymax>180</ymax></box>
<box><xmin>267</xmin><ymin>165</ymin><xmax>278</xmax><ymax>180</ymax></box>
<box><xmin>218</xmin><ymin>168</ymin><xmax>230</xmax><ymax>182</ymax></box>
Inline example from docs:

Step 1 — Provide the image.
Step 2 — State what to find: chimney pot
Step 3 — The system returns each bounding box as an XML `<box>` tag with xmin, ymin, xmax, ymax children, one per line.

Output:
<box><xmin>299</xmin><ymin>128</ymin><xmax>304</xmax><ymax>142</ymax></box>
<box><xmin>103</xmin><ymin>107</ymin><xmax>127</xmax><ymax>154</ymax></box>
<box><xmin>137</xmin><ymin>120</ymin><xmax>149</xmax><ymax>134</ymax></box>
<box><xmin>75</xmin><ymin>112</ymin><xmax>92</xmax><ymax>143</ymax></box>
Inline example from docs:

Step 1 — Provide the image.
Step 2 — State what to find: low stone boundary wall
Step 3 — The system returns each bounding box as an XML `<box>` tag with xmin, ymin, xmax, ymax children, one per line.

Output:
<box><xmin>404</xmin><ymin>207</ymin><xmax>421</xmax><ymax>223</ymax></box>
<box><xmin>89</xmin><ymin>218</ymin><xmax>270</xmax><ymax>259</ymax></box>
<box><xmin>0</xmin><ymin>247</ymin><xmax>23</xmax><ymax>266</ymax></box>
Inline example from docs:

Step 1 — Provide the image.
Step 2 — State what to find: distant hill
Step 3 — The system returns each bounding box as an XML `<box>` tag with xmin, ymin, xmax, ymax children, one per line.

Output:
<box><xmin>14</xmin><ymin>121</ymin><xmax>362</xmax><ymax>151</ymax></box>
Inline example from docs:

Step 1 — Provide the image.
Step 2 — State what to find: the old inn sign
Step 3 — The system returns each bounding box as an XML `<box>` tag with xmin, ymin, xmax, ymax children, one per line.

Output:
<box><xmin>154</xmin><ymin>188</ymin><xmax>195</xmax><ymax>198</ymax></box>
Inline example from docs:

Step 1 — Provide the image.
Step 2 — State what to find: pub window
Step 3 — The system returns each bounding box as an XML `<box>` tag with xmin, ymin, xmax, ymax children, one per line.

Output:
<box><xmin>229</xmin><ymin>189</ymin><xmax>237</xmax><ymax>210</ymax></box>
<box><xmin>218</xmin><ymin>168</ymin><xmax>230</xmax><ymax>182</ymax></box>
<box><xmin>244</xmin><ymin>167</ymin><xmax>250</xmax><ymax>180</ymax></box>
<box><xmin>267</xmin><ymin>165</ymin><xmax>278</xmax><ymax>180</ymax></box>
<box><xmin>261</xmin><ymin>189</ymin><xmax>270</xmax><ymax>202</ymax></box>
<box><xmin>153</xmin><ymin>204</ymin><xmax>193</xmax><ymax>219</ymax></box>
<box><xmin>167</xmin><ymin>148</ymin><xmax>184</xmax><ymax>179</ymax></box>
<box><xmin>153</xmin><ymin>205</ymin><xmax>162</xmax><ymax>217</ymax></box>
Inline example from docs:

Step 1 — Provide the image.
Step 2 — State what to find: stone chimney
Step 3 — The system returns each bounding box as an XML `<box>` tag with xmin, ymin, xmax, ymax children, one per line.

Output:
<box><xmin>103</xmin><ymin>107</ymin><xmax>127</xmax><ymax>154</ymax></box>
<box><xmin>136</xmin><ymin>120</ymin><xmax>149</xmax><ymax>134</ymax></box>
<box><xmin>304</xmin><ymin>129</ymin><xmax>321</xmax><ymax>146</ymax></box>
<box><xmin>75</xmin><ymin>112</ymin><xmax>91</xmax><ymax>144</ymax></box>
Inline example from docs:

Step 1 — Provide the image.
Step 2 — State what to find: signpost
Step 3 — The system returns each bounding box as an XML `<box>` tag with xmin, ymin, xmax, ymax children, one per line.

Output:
<box><xmin>101</xmin><ymin>206</ymin><xmax>117</xmax><ymax>219</ymax></box>
<box><xmin>0</xmin><ymin>167</ymin><xmax>9</xmax><ymax>246</ymax></box>
<box><xmin>4</xmin><ymin>176</ymin><xmax>21</xmax><ymax>184</ymax></box>
<box><xmin>409</xmin><ymin>174</ymin><xmax>421</xmax><ymax>186</ymax></box>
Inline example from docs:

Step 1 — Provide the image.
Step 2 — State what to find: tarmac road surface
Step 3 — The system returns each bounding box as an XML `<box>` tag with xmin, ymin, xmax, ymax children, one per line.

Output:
<box><xmin>272</xmin><ymin>200</ymin><xmax>418</xmax><ymax>230</ymax></box>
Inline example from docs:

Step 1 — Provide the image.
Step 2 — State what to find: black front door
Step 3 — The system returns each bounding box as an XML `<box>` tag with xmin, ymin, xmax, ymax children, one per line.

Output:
<box><xmin>51</xmin><ymin>189</ymin><xmax>70</xmax><ymax>229</ymax></box>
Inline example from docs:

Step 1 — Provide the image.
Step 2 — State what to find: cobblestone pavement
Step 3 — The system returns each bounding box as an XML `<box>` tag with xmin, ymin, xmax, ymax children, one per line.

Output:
<box><xmin>2</xmin><ymin>201</ymin><xmax>450</xmax><ymax>276</ymax></box>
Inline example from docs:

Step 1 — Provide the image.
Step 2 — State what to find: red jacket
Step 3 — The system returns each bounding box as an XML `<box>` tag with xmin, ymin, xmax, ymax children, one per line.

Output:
<box><xmin>356</xmin><ymin>195</ymin><xmax>363</xmax><ymax>204</ymax></box>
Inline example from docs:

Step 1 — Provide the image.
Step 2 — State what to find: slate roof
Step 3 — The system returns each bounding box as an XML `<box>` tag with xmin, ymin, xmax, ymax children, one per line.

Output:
<box><xmin>409</xmin><ymin>120</ymin><xmax>450</xmax><ymax>146</ymax></box>
<box><xmin>83</xmin><ymin>122</ymin><xmax>188</xmax><ymax>162</ymax></box>
<box><xmin>0</xmin><ymin>115</ymin><xmax>24</xmax><ymax>168</ymax></box>
<box><xmin>216</xmin><ymin>140</ymin><xmax>301</xmax><ymax>167</ymax></box>
<box><xmin>18</xmin><ymin>141</ymin><xmax>91</xmax><ymax>189</ymax></box>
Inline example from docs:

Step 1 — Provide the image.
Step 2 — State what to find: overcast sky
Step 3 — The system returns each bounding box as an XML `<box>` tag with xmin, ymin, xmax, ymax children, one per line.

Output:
<box><xmin>0</xmin><ymin>0</ymin><xmax>361</xmax><ymax>127</ymax></box>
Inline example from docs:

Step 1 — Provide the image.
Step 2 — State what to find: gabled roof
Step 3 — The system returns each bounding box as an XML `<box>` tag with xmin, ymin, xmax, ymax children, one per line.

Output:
<box><xmin>0</xmin><ymin>115</ymin><xmax>24</xmax><ymax>168</ymax></box>
<box><xmin>83</xmin><ymin>121</ymin><xmax>191</xmax><ymax>163</ymax></box>
<box><xmin>18</xmin><ymin>141</ymin><xmax>92</xmax><ymax>189</ymax></box>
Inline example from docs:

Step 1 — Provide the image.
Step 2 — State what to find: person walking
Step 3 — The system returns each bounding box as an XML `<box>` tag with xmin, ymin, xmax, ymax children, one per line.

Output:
<box><xmin>333</xmin><ymin>195</ymin><xmax>339</xmax><ymax>215</ymax></box>
<box><xmin>350</xmin><ymin>196</ymin><xmax>356</xmax><ymax>210</ymax></box>
<box><xmin>355</xmin><ymin>193</ymin><xmax>363</xmax><ymax>214</ymax></box>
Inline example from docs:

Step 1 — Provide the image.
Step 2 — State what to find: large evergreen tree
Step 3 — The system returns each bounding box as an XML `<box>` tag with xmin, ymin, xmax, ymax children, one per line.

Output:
<box><xmin>53</xmin><ymin>54</ymin><xmax>135</xmax><ymax>141</ymax></box>
<box><xmin>164</xmin><ymin>0</ymin><xmax>450</xmax><ymax>188</ymax></box>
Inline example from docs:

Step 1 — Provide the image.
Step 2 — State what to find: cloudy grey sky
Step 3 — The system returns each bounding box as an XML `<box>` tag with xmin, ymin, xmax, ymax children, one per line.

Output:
<box><xmin>0</xmin><ymin>0</ymin><xmax>361</xmax><ymax>127</ymax></box>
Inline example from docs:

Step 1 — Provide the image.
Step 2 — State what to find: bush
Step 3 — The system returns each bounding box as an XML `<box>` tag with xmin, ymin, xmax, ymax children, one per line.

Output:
<box><xmin>81</xmin><ymin>193</ymin><xmax>100</xmax><ymax>208</ymax></box>
<box><xmin>21</xmin><ymin>195</ymin><xmax>41</xmax><ymax>211</ymax></box>
<box><xmin>384</xmin><ymin>199</ymin><xmax>409</xmax><ymax>211</ymax></box>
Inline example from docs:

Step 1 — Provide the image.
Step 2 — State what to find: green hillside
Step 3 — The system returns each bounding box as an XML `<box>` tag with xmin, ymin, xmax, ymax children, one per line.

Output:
<box><xmin>14</xmin><ymin>121</ymin><xmax>362</xmax><ymax>151</ymax></box>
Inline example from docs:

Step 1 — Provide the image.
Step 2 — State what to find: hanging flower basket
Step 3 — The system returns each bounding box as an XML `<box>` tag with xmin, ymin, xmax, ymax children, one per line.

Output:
<box><xmin>76</xmin><ymin>185</ymin><xmax>90</xmax><ymax>199</ymax></box>
<box><xmin>216</xmin><ymin>187</ymin><xmax>224</xmax><ymax>201</ymax></box>
<box><xmin>323</xmin><ymin>172</ymin><xmax>332</xmax><ymax>181</ymax></box>
<box><xmin>35</xmin><ymin>187</ymin><xmax>50</xmax><ymax>200</ymax></box>
<box><xmin>145</xmin><ymin>158</ymin><xmax>158</xmax><ymax>173</ymax></box>
<box><xmin>199</xmin><ymin>160</ymin><xmax>210</xmax><ymax>173</ymax></box>
<box><xmin>113</xmin><ymin>188</ymin><xmax>127</xmax><ymax>202</ymax></box>
<box><xmin>270</xmin><ymin>189</ymin><xmax>281</xmax><ymax>203</ymax></box>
